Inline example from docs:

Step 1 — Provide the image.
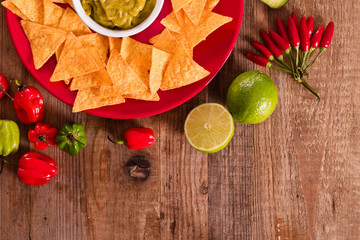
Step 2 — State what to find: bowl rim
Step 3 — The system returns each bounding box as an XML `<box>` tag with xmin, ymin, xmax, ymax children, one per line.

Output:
<box><xmin>72</xmin><ymin>0</ymin><xmax>165</xmax><ymax>37</ymax></box>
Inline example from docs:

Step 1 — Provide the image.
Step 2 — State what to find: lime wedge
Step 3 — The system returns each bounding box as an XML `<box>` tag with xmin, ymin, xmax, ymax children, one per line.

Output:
<box><xmin>184</xmin><ymin>103</ymin><xmax>234</xmax><ymax>153</ymax></box>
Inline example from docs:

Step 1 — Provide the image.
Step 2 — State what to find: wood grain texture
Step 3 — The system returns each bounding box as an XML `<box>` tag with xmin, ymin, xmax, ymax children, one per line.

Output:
<box><xmin>0</xmin><ymin>0</ymin><xmax>359</xmax><ymax>239</ymax></box>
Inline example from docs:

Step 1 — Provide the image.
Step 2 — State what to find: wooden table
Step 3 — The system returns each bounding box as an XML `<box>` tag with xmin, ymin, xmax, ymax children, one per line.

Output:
<box><xmin>0</xmin><ymin>0</ymin><xmax>359</xmax><ymax>239</ymax></box>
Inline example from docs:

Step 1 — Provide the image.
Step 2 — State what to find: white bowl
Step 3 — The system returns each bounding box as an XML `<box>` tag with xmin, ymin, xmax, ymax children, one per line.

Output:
<box><xmin>72</xmin><ymin>0</ymin><xmax>164</xmax><ymax>38</ymax></box>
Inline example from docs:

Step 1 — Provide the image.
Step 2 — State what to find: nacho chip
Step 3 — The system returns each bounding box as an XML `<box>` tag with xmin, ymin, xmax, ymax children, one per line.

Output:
<box><xmin>171</xmin><ymin>0</ymin><xmax>192</xmax><ymax>12</ymax></box>
<box><xmin>108</xmin><ymin>37</ymin><xmax>122</xmax><ymax>53</ymax></box>
<box><xmin>161</xmin><ymin>44</ymin><xmax>210</xmax><ymax>90</ymax></box>
<box><xmin>78</xmin><ymin>33</ymin><xmax>109</xmax><ymax>64</ymax></box>
<box><xmin>183</xmin><ymin>0</ymin><xmax>207</xmax><ymax>25</ymax></box>
<box><xmin>73</xmin><ymin>87</ymin><xmax>125</xmax><ymax>112</ymax></box>
<box><xmin>70</xmin><ymin>68</ymin><xmax>112</xmax><ymax>91</ymax></box>
<box><xmin>57</xmin><ymin>7</ymin><xmax>92</xmax><ymax>36</ymax></box>
<box><xmin>43</xmin><ymin>0</ymin><xmax>65</xmax><ymax>28</ymax></box>
<box><xmin>123</xmin><ymin>91</ymin><xmax>160</xmax><ymax>101</ymax></box>
<box><xmin>120</xmin><ymin>37</ymin><xmax>153</xmax><ymax>64</ymax></box>
<box><xmin>149</xmin><ymin>48</ymin><xmax>171</xmax><ymax>94</ymax></box>
<box><xmin>168</xmin><ymin>30</ymin><xmax>193</xmax><ymax>57</ymax></box>
<box><xmin>149</xmin><ymin>34</ymin><xmax>161</xmax><ymax>45</ymax></box>
<box><xmin>101</xmin><ymin>49</ymin><xmax>148</xmax><ymax>96</ymax></box>
<box><xmin>129</xmin><ymin>53</ymin><xmax>151</xmax><ymax>88</ymax></box>
<box><xmin>2</xmin><ymin>1</ymin><xmax>29</xmax><ymax>20</ymax></box>
<box><xmin>51</xmin><ymin>0</ymin><xmax>66</xmax><ymax>3</ymax></box>
<box><xmin>21</xmin><ymin>20</ymin><xmax>67</xmax><ymax>69</ymax></box>
<box><xmin>205</xmin><ymin>0</ymin><xmax>220</xmax><ymax>11</ymax></box>
<box><xmin>160</xmin><ymin>11</ymin><xmax>182</xmax><ymax>33</ymax></box>
<box><xmin>153</xmin><ymin>29</ymin><xmax>178</xmax><ymax>54</ymax></box>
<box><xmin>64</xmin><ymin>0</ymin><xmax>74</xmax><ymax>9</ymax></box>
<box><xmin>64</xmin><ymin>78</ymin><xmax>72</xmax><ymax>85</ymax></box>
<box><xmin>10</xmin><ymin>0</ymin><xmax>43</xmax><ymax>23</ymax></box>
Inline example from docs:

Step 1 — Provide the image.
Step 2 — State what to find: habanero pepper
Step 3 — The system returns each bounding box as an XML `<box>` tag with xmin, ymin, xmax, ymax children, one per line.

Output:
<box><xmin>28</xmin><ymin>123</ymin><xmax>58</xmax><ymax>151</ymax></box>
<box><xmin>108</xmin><ymin>128</ymin><xmax>156</xmax><ymax>150</ymax></box>
<box><xmin>13</xmin><ymin>80</ymin><xmax>44</xmax><ymax>125</ymax></box>
<box><xmin>56</xmin><ymin>123</ymin><xmax>87</xmax><ymax>156</ymax></box>
<box><xmin>17</xmin><ymin>152</ymin><xmax>58</xmax><ymax>185</ymax></box>
<box><xmin>0</xmin><ymin>120</ymin><xmax>20</xmax><ymax>157</ymax></box>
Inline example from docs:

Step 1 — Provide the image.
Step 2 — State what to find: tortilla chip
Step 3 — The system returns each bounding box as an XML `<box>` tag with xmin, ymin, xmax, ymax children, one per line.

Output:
<box><xmin>2</xmin><ymin>1</ymin><xmax>29</xmax><ymax>20</ymax></box>
<box><xmin>180</xmin><ymin>10</ymin><xmax>232</xmax><ymax>48</ymax></box>
<box><xmin>21</xmin><ymin>20</ymin><xmax>67</xmax><ymax>69</ymax></box>
<box><xmin>64</xmin><ymin>0</ymin><xmax>74</xmax><ymax>9</ymax></box>
<box><xmin>120</xmin><ymin>37</ymin><xmax>153</xmax><ymax>64</ymax></box>
<box><xmin>73</xmin><ymin>87</ymin><xmax>125</xmax><ymax>112</ymax></box>
<box><xmin>64</xmin><ymin>78</ymin><xmax>72</xmax><ymax>85</ymax></box>
<box><xmin>149</xmin><ymin>34</ymin><xmax>161</xmax><ymax>45</ymax></box>
<box><xmin>160</xmin><ymin>44</ymin><xmax>210</xmax><ymax>90</ymax></box>
<box><xmin>160</xmin><ymin>11</ymin><xmax>182</xmax><ymax>33</ymax></box>
<box><xmin>129</xmin><ymin>53</ymin><xmax>151</xmax><ymax>88</ymax></box>
<box><xmin>78</xmin><ymin>34</ymin><xmax>109</xmax><ymax>64</ymax></box>
<box><xmin>10</xmin><ymin>0</ymin><xmax>43</xmax><ymax>23</ymax></box>
<box><xmin>57</xmin><ymin>7</ymin><xmax>92</xmax><ymax>36</ymax></box>
<box><xmin>101</xmin><ymin>49</ymin><xmax>148</xmax><ymax>96</ymax></box>
<box><xmin>108</xmin><ymin>37</ymin><xmax>122</xmax><ymax>53</ymax></box>
<box><xmin>171</xmin><ymin>0</ymin><xmax>192</xmax><ymax>12</ymax></box>
<box><xmin>70</xmin><ymin>68</ymin><xmax>112</xmax><ymax>91</ymax></box>
<box><xmin>87</xmin><ymin>46</ymin><xmax>106</xmax><ymax>68</ymax></box>
<box><xmin>51</xmin><ymin>0</ymin><xmax>66</xmax><ymax>3</ymax></box>
<box><xmin>124</xmin><ymin>92</ymin><xmax>160</xmax><ymax>101</ymax></box>
<box><xmin>43</xmin><ymin>0</ymin><xmax>65</xmax><ymax>28</ymax></box>
<box><xmin>149</xmin><ymin>48</ymin><xmax>171</xmax><ymax>94</ymax></box>
<box><xmin>205</xmin><ymin>0</ymin><xmax>220</xmax><ymax>11</ymax></box>
<box><xmin>183</xmin><ymin>0</ymin><xmax>207</xmax><ymax>25</ymax></box>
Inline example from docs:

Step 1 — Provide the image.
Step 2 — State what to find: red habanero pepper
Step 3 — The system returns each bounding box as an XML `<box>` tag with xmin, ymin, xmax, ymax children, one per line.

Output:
<box><xmin>260</xmin><ymin>30</ymin><xmax>283</xmax><ymax>60</ymax></box>
<box><xmin>13</xmin><ymin>80</ymin><xmax>44</xmax><ymax>125</ymax></box>
<box><xmin>28</xmin><ymin>123</ymin><xmax>58</xmax><ymax>150</ymax></box>
<box><xmin>320</xmin><ymin>21</ymin><xmax>334</xmax><ymax>49</ymax></box>
<box><xmin>310</xmin><ymin>26</ymin><xmax>324</xmax><ymax>49</ymax></box>
<box><xmin>269</xmin><ymin>30</ymin><xmax>291</xmax><ymax>54</ymax></box>
<box><xmin>17</xmin><ymin>152</ymin><xmax>58</xmax><ymax>185</ymax></box>
<box><xmin>245</xmin><ymin>53</ymin><xmax>271</xmax><ymax>68</ymax></box>
<box><xmin>300</xmin><ymin>17</ymin><xmax>310</xmax><ymax>52</ymax></box>
<box><xmin>0</xmin><ymin>74</ymin><xmax>9</xmax><ymax>100</ymax></box>
<box><xmin>288</xmin><ymin>17</ymin><xmax>300</xmax><ymax>47</ymax></box>
<box><xmin>276</xmin><ymin>17</ymin><xmax>289</xmax><ymax>43</ymax></box>
<box><xmin>251</xmin><ymin>41</ymin><xmax>274</xmax><ymax>60</ymax></box>
<box><xmin>108</xmin><ymin>128</ymin><xmax>156</xmax><ymax>150</ymax></box>
<box><xmin>307</xmin><ymin>16</ymin><xmax>314</xmax><ymax>38</ymax></box>
<box><xmin>291</xmin><ymin>12</ymin><xmax>299</xmax><ymax>31</ymax></box>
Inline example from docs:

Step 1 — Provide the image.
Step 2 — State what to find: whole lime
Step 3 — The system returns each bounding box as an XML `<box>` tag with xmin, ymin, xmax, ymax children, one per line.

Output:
<box><xmin>226</xmin><ymin>70</ymin><xmax>278</xmax><ymax>124</ymax></box>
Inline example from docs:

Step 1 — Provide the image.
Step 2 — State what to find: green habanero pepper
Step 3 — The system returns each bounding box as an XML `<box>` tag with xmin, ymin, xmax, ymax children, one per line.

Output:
<box><xmin>0</xmin><ymin>120</ymin><xmax>20</xmax><ymax>157</ymax></box>
<box><xmin>56</xmin><ymin>123</ymin><xmax>87</xmax><ymax>156</ymax></box>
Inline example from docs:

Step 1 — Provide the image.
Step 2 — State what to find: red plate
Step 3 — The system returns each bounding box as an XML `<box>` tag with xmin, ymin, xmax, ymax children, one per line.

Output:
<box><xmin>5</xmin><ymin>0</ymin><xmax>244</xmax><ymax>119</ymax></box>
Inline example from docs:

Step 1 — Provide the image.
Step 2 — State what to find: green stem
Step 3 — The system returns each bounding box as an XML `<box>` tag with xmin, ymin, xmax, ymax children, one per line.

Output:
<box><xmin>288</xmin><ymin>54</ymin><xmax>297</xmax><ymax>79</ymax></box>
<box><xmin>0</xmin><ymin>86</ymin><xmax>14</xmax><ymax>101</ymax></box>
<box><xmin>107</xmin><ymin>136</ymin><xmax>125</xmax><ymax>145</ymax></box>
<box><xmin>38</xmin><ymin>135</ymin><xmax>52</xmax><ymax>147</ymax></box>
<box><xmin>301</xmin><ymin>51</ymin><xmax>309</xmax><ymax>69</ymax></box>
<box><xmin>280</xmin><ymin>58</ymin><xmax>291</xmax><ymax>70</ymax></box>
<box><xmin>271</xmin><ymin>66</ymin><xmax>293</xmax><ymax>74</ymax></box>
<box><xmin>67</xmin><ymin>133</ymin><xmax>85</xmax><ymax>146</ymax></box>
<box><xmin>273</xmin><ymin>58</ymin><xmax>291</xmax><ymax>71</ymax></box>
<box><xmin>305</xmin><ymin>48</ymin><xmax>326</xmax><ymax>72</ymax></box>
<box><xmin>300</xmin><ymin>78</ymin><xmax>320</xmax><ymax>99</ymax></box>
<box><xmin>295</xmin><ymin>47</ymin><xmax>299</xmax><ymax>68</ymax></box>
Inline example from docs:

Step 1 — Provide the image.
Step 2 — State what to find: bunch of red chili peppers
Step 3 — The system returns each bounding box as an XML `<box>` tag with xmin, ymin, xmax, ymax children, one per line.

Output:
<box><xmin>246</xmin><ymin>13</ymin><xmax>334</xmax><ymax>99</ymax></box>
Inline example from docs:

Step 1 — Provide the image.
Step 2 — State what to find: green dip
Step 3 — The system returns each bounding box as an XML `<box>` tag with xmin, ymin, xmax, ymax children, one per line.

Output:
<box><xmin>81</xmin><ymin>0</ymin><xmax>156</xmax><ymax>30</ymax></box>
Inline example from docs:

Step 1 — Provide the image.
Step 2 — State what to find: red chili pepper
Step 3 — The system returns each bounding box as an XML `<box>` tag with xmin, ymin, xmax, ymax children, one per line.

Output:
<box><xmin>310</xmin><ymin>26</ymin><xmax>324</xmax><ymax>49</ymax></box>
<box><xmin>300</xmin><ymin>17</ymin><xmax>310</xmax><ymax>52</ymax></box>
<box><xmin>0</xmin><ymin>74</ymin><xmax>10</xmax><ymax>100</ymax></box>
<box><xmin>251</xmin><ymin>41</ymin><xmax>274</xmax><ymax>60</ymax></box>
<box><xmin>276</xmin><ymin>17</ymin><xmax>289</xmax><ymax>43</ymax></box>
<box><xmin>13</xmin><ymin>80</ymin><xmax>44</xmax><ymax>125</ymax></box>
<box><xmin>108</xmin><ymin>128</ymin><xmax>156</xmax><ymax>150</ymax></box>
<box><xmin>245</xmin><ymin>53</ymin><xmax>271</xmax><ymax>68</ymax></box>
<box><xmin>28</xmin><ymin>123</ymin><xmax>58</xmax><ymax>150</ymax></box>
<box><xmin>17</xmin><ymin>152</ymin><xmax>58</xmax><ymax>185</ymax></box>
<box><xmin>320</xmin><ymin>21</ymin><xmax>334</xmax><ymax>49</ymax></box>
<box><xmin>307</xmin><ymin>16</ymin><xmax>314</xmax><ymax>38</ymax></box>
<box><xmin>260</xmin><ymin>30</ymin><xmax>283</xmax><ymax>59</ymax></box>
<box><xmin>288</xmin><ymin>16</ymin><xmax>300</xmax><ymax>47</ymax></box>
<box><xmin>291</xmin><ymin>12</ymin><xmax>299</xmax><ymax>31</ymax></box>
<box><xmin>269</xmin><ymin>30</ymin><xmax>290</xmax><ymax>54</ymax></box>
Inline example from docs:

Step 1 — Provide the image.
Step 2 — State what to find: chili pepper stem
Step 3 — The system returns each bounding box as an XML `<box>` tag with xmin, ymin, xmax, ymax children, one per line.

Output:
<box><xmin>295</xmin><ymin>47</ymin><xmax>300</xmax><ymax>67</ymax></box>
<box><xmin>66</xmin><ymin>133</ymin><xmax>86</xmax><ymax>146</ymax></box>
<box><xmin>107</xmin><ymin>136</ymin><xmax>125</xmax><ymax>145</ymax></box>
<box><xmin>301</xmin><ymin>51</ymin><xmax>309</xmax><ymax>69</ymax></box>
<box><xmin>300</xmin><ymin>78</ymin><xmax>320</xmax><ymax>99</ymax></box>
<box><xmin>303</xmin><ymin>48</ymin><xmax>314</xmax><ymax>69</ymax></box>
<box><xmin>270</xmin><ymin>66</ymin><xmax>293</xmax><ymax>74</ymax></box>
<box><xmin>288</xmin><ymin>54</ymin><xmax>297</xmax><ymax>79</ymax></box>
<box><xmin>0</xmin><ymin>86</ymin><xmax>14</xmax><ymax>101</ymax></box>
<box><xmin>38</xmin><ymin>135</ymin><xmax>52</xmax><ymax>147</ymax></box>
<box><xmin>273</xmin><ymin>58</ymin><xmax>291</xmax><ymax>70</ymax></box>
<box><xmin>305</xmin><ymin>48</ymin><xmax>326</xmax><ymax>72</ymax></box>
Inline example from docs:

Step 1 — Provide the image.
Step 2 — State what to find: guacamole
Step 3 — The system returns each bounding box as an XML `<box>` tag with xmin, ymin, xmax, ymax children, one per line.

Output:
<box><xmin>81</xmin><ymin>0</ymin><xmax>156</xmax><ymax>30</ymax></box>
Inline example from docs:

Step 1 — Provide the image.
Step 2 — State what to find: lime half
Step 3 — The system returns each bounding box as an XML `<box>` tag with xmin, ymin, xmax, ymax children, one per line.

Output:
<box><xmin>184</xmin><ymin>103</ymin><xmax>234</xmax><ymax>153</ymax></box>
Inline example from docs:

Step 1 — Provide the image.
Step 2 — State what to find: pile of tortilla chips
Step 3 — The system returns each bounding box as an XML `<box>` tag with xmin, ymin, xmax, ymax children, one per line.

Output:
<box><xmin>2</xmin><ymin>0</ymin><xmax>232</xmax><ymax>113</ymax></box>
